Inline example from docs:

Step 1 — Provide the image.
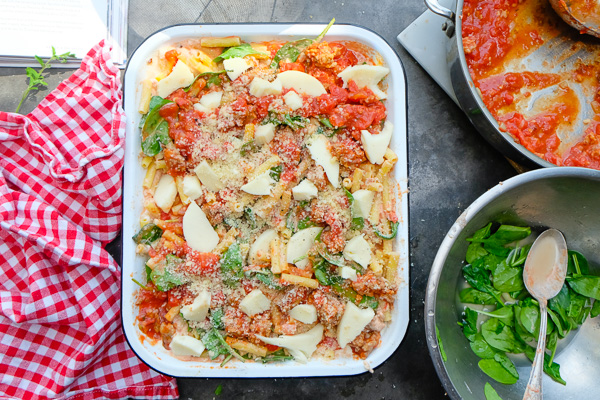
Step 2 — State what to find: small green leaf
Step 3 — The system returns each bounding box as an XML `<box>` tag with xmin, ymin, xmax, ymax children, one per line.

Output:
<box><xmin>215</xmin><ymin>384</ymin><xmax>223</xmax><ymax>396</ymax></box>
<box><xmin>213</xmin><ymin>43</ymin><xmax>267</xmax><ymax>63</ymax></box>
<box><xmin>132</xmin><ymin>223</ymin><xmax>163</xmax><ymax>244</ymax></box>
<box><xmin>478</xmin><ymin>358</ymin><xmax>519</xmax><ymax>385</ymax></box>
<box><xmin>484</xmin><ymin>382</ymin><xmax>504</xmax><ymax>400</ymax></box>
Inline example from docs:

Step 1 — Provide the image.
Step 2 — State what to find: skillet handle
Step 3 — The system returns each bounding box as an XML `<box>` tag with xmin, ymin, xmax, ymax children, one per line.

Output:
<box><xmin>424</xmin><ymin>0</ymin><xmax>455</xmax><ymax>21</ymax></box>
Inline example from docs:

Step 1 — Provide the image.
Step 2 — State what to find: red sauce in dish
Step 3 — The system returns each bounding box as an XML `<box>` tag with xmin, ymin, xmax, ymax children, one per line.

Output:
<box><xmin>462</xmin><ymin>0</ymin><xmax>600</xmax><ymax>168</ymax></box>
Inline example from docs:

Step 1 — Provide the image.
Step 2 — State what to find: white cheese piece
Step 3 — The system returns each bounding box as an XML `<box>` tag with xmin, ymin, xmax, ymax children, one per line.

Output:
<box><xmin>283</xmin><ymin>91</ymin><xmax>303</xmax><ymax>110</ymax></box>
<box><xmin>337</xmin><ymin>302</ymin><xmax>375</xmax><ymax>348</ymax></box>
<box><xmin>286</xmin><ymin>227</ymin><xmax>323</xmax><ymax>269</ymax></box>
<box><xmin>307</xmin><ymin>135</ymin><xmax>339</xmax><ymax>188</ymax></box>
<box><xmin>199</xmin><ymin>91</ymin><xmax>223</xmax><ymax>109</ymax></box>
<box><xmin>343</xmin><ymin>235</ymin><xmax>372</xmax><ymax>269</ymax></box>
<box><xmin>352</xmin><ymin>189</ymin><xmax>375</xmax><ymax>219</ymax></box>
<box><xmin>182</xmin><ymin>175</ymin><xmax>203</xmax><ymax>201</ymax></box>
<box><xmin>289</xmin><ymin>304</ymin><xmax>318</xmax><ymax>324</ymax></box>
<box><xmin>180</xmin><ymin>290</ymin><xmax>211</xmax><ymax>322</ymax></box>
<box><xmin>277</xmin><ymin>70</ymin><xmax>327</xmax><ymax>96</ymax></box>
<box><xmin>194</xmin><ymin>160</ymin><xmax>225</xmax><ymax>192</ymax></box>
<box><xmin>153</xmin><ymin>174</ymin><xmax>177</xmax><ymax>213</ymax></box>
<box><xmin>183</xmin><ymin>200</ymin><xmax>219</xmax><ymax>252</ymax></box>
<box><xmin>239</xmin><ymin>289</ymin><xmax>271</xmax><ymax>316</ymax></box>
<box><xmin>337</xmin><ymin>65</ymin><xmax>390</xmax><ymax>99</ymax></box>
<box><xmin>291</xmin><ymin>179</ymin><xmax>318</xmax><ymax>201</ymax></box>
<box><xmin>340</xmin><ymin>266</ymin><xmax>358</xmax><ymax>282</ymax></box>
<box><xmin>156</xmin><ymin>60</ymin><xmax>195</xmax><ymax>98</ymax></box>
<box><xmin>193</xmin><ymin>103</ymin><xmax>210</xmax><ymax>114</ymax></box>
<box><xmin>360</xmin><ymin>121</ymin><xmax>394</xmax><ymax>165</ymax></box>
<box><xmin>254</xmin><ymin>123</ymin><xmax>276</xmax><ymax>145</ymax></box>
<box><xmin>223</xmin><ymin>57</ymin><xmax>251</xmax><ymax>81</ymax></box>
<box><xmin>241</xmin><ymin>172</ymin><xmax>276</xmax><ymax>196</ymax></box>
<box><xmin>249</xmin><ymin>77</ymin><xmax>282</xmax><ymax>97</ymax></box>
<box><xmin>257</xmin><ymin>324</ymin><xmax>324</xmax><ymax>363</ymax></box>
<box><xmin>170</xmin><ymin>335</ymin><xmax>206</xmax><ymax>357</ymax></box>
<box><xmin>248</xmin><ymin>229</ymin><xmax>278</xmax><ymax>264</ymax></box>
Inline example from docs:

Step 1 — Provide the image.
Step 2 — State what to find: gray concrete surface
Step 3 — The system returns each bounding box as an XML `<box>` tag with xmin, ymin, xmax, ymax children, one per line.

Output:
<box><xmin>0</xmin><ymin>0</ymin><xmax>518</xmax><ymax>398</ymax></box>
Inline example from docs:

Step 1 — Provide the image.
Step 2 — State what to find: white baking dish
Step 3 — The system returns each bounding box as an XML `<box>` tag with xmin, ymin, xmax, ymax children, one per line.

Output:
<box><xmin>121</xmin><ymin>23</ymin><xmax>409</xmax><ymax>378</ymax></box>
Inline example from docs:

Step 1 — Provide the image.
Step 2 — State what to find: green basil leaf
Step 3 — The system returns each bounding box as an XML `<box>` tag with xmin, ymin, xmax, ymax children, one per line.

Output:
<box><xmin>213</xmin><ymin>43</ymin><xmax>267</xmax><ymax>63</ymax></box>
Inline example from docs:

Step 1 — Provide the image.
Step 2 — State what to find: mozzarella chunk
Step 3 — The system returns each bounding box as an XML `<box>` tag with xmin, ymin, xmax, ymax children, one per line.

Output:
<box><xmin>250</xmin><ymin>77</ymin><xmax>282</xmax><ymax>97</ymax></box>
<box><xmin>200</xmin><ymin>91</ymin><xmax>223</xmax><ymax>109</ymax></box>
<box><xmin>170</xmin><ymin>335</ymin><xmax>206</xmax><ymax>357</ymax></box>
<box><xmin>286</xmin><ymin>227</ymin><xmax>323</xmax><ymax>269</ymax></box>
<box><xmin>156</xmin><ymin>60</ymin><xmax>195</xmax><ymax>98</ymax></box>
<box><xmin>183</xmin><ymin>200</ymin><xmax>219</xmax><ymax>252</ymax></box>
<box><xmin>257</xmin><ymin>324</ymin><xmax>324</xmax><ymax>363</ymax></box>
<box><xmin>182</xmin><ymin>175</ymin><xmax>203</xmax><ymax>200</ymax></box>
<box><xmin>343</xmin><ymin>235</ymin><xmax>372</xmax><ymax>268</ymax></box>
<box><xmin>223</xmin><ymin>57</ymin><xmax>251</xmax><ymax>81</ymax></box>
<box><xmin>337</xmin><ymin>302</ymin><xmax>375</xmax><ymax>348</ymax></box>
<box><xmin>239</xmin><ymin>289</ymin><xmax>271</xmax><ymax>316</ymax></box>
<box><xmin>194</xmin><ymin>160</ymin><xmax>225</xmax><ymax>192</ymax></box>
<box><xmin>338</xmin><ymin>65</ymin><xmax>390</xmax><ymax>99</ymax></box>
<box><xmin>361</xmin><ymin>121</ymin><xmax>394</xmax><ymax>165</ymax></box>
<box><xmin>283</xmin><ymin>91</ymin><xmax>303</xmax><ymax>110</ymax></box>
<box><xmin>249</xmin><ymin>229</ymin><xmax>278</xmax><ymax>264</ymax></box>
<box><xmin>241</xmin><ymin>172</ymin><xmax>276</xmax><ymax>196</ymax></box>
<box><xmin>181</xmin><ymin>290</ymin><xmax>211</xmax><ymax>321</ymax></box>
<box><xmin>352</xmin><ymin>190</ymin><xmax>375</xmax><ymax>219</ymax></box>
<box><xmin>307</xmin><ymin>135</ymin><xmax>339</xmax><ymax>188</ymax></box>
<box><xmin>153</xmin><ymin>174</ymin><xmax>177</xmax><ymax>213</ymax></box>
<box><xmin>340</xmin><ymin>266</ymin><xmax>358</xmax><ymax>282</ymax></box>
<box><xmin>193</xmin><ymin>103</ymin><xmax>210</xmax><ymax>114</ymax></box>
<box><xmin>289</xmin><ymin>304</ymin><xmax>318</xmax><ymax>324</ymax></box>
<box><xmin>254</xmin><ymin>123</ymin><xmax>276</xmax><ymax>145</ymax></box>
<box><xmin>292</xmin><ymin>179</ymin><xmax>318</xmax><ymax>201</ymax></box>
<box><xmin>277</xmin><ymin>70</ymin><xmax>326</xmax><ymax>96</ymax></box>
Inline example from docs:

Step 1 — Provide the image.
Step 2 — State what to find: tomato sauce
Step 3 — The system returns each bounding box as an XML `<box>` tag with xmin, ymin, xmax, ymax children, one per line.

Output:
<box><xmin>462</xmin><ymin>0</ymin><xmax>600</xmax><ymax>168</ymax></box>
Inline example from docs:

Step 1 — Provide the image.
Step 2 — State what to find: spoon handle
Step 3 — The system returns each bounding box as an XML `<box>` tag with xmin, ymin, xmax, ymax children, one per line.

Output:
<box><xmin>523</xmin><ymin>300</ymin><xmax>548</xmax><ymax>400</ymax></box>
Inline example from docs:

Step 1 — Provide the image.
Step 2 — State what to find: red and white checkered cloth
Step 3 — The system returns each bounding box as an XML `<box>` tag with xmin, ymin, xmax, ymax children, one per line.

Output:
<box><xmin>0</xmin><ymin>41</ymin><xmax>178</xmax><ymax>400</ymax></box>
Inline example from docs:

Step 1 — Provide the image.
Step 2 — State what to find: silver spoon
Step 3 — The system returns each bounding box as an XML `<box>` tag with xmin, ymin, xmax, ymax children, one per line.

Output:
<box><xmin>522</xmin><ymin>228</ymin><xmax>568</xmax><ymax>400</ymax></box>
<box><xmin>549</xmin><ymin>0</ymin><xmax>600</xmax><ymax>39</ymax></box>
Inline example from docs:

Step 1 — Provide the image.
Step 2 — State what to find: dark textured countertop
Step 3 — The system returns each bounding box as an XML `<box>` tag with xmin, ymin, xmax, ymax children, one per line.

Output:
<box><xmin>0</xmin><ymin>1</ymin><xmax>518</xmax><ymax>398</ymax></box>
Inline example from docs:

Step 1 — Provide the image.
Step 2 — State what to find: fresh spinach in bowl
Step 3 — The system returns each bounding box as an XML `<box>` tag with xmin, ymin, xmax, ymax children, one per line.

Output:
<box><xmin>457</xmin><ymin>222</ymin><xmax>600</xmax><ymax>395</ymax></box>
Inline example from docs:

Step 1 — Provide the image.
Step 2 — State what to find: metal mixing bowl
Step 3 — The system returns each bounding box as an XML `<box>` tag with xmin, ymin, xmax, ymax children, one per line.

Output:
<box><xmin>425</xmin><ymin>167</ymin><xmax>600</xmax><ymax>399</ymax></box>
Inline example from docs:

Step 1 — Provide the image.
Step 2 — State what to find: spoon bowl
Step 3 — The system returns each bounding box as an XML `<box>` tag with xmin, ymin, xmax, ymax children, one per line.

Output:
<box><xmin>522</xmin><ymin>228</ymin><xmax>568</xmax><ymax>400</ymax></box>
<box><xmin>549</xmin><ymin>0</ymin><xmax>600</xmax><ymax>39</ymax></box>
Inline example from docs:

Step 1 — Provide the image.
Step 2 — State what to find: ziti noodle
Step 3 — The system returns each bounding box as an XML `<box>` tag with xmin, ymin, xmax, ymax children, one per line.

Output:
<box><xmin>133</xmin><ymin>25</ymin><xmax>401</xmax><ymax>364</ymax></box>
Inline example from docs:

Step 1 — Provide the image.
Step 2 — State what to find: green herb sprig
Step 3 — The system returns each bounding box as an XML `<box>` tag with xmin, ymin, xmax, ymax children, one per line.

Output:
<box><xmin>16</xmin><ymin>47</ymin><xmax>76</xmax><ymax>113</ymax></box>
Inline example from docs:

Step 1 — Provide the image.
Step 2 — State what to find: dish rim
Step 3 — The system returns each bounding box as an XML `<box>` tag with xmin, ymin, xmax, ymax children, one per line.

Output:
<box><xmin>120</xmin><ymin>22</ymin><xmax>410</xmax><ymax>378</ymax></box>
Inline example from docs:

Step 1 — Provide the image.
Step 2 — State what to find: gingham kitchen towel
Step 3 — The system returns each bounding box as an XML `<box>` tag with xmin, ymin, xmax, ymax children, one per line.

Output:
<box><xmin>0</xmin><ymin>41</ymin><xmax>178</xmax><ymax>400</ymax></box>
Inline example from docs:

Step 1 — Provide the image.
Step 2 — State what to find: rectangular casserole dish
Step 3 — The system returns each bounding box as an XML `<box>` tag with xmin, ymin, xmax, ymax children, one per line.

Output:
<box><xmin>121</xmin><ymin>23</ymin><xmax>409</xmax><ymax>377</ymax></box>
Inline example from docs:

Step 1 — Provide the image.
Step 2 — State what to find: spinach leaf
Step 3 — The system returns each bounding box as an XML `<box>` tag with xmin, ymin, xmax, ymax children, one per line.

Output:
<box><xmin>257</xmin><ymin>348</ymin><xmax>294</xmax><ymax>363</ymax></box>
<box><xmin>141</xmin><ymin>96</ymin><xmax>173</xmax><ymax>156</ymax></box>
<box><xmin>343</xmin><ymin>187</ymin><xmax>365</xmax><ymax>231</ymax></box>
<box><xmin>481</xmin><ymin>318</ymin><xmax>523</xmax><ymax>353</ymax></box>
<box><xmin>220</xmin><ymin>242</ymin><xmax>243</xmax><ymax>287</ymax></box>
<box><xmin>374</xmin><ymin>220</ymin><xmax>399</xmax><ymax>240</ymax></box>
<box><xmin>567</xmin><ymin>275</ymin><xmax>600</xmax><ymax>300</ymax></box>
<box><xmin>184</xmin><ymin>70</ymin><xmax>226</xmax><ymax>91</ymax></box>
<box><xmin>132</xmin><ymin>223</ymin><xmax>163</xmax><ymax>244</ymax></box>
<box><xmin>297</xmin><ymin>216</ymin><xmax>317</xmax><ymax>230</ymax></box>
<box><xmin>547</xmin><ymin>329</ymin><xmax>558</xmax><ymax>365</ymax></box>
<box><xmin>548</xmin><ymin>284</ymin><xmax>570</xmax><ymax>321</ymax></box>
<box><xmin>150</xmin><ymin>265</ymin><xmax>182</xmax><ymax>292</ymax></box>
<box><xmin>470</xmin><ymin>333</ymin><xmax>498</xmax><ymax>359</ymax></box>
<box><xmin>210</xmin><ymin>308</ymin><xmax>224</xmax><ymax>330</ymax></box>
<box><xmin>524</xmin><ymin>345</ymin><xmax>566</xmax><ymax>385</ymax></box>
<box><xmin>547</xmin><ymin>308</ymin><xmax>567</xmax><ymax>339</ymax></box>
<box><xmin>329</xmin><ymin>276</ymin><xmax>378</xmax><ymax>309</ymax></box>
<box><xmin>202</xmin><ymin>329</ymin><xmax>244</xmax><ymax>362</ymax></box>
<box><xmin>567</xmin><ymin>250</ymin><xmax>589</xmax><ymax>275</ymax></box>
<box><xmin>519</xmin><ymin>300</ymin><xmax>540</xmax><ymax>335</ymax></box>
<box><xmin>591</xmin><ymin>299</ymin><xmax>600</xmax><ymax>318</ymax></box>
<box><xmin>240</xmin><ymin>140</ymin><xmax>260</xmax><ymax>156</ymax></box>
<box><xmin>492</xmin><ymin>261</ymin><xmax>524</xmax><ymax>293</ymax></box>
<box><xmin>246</xmin><ymin>269</ymin><xmax>283</xmax><ymax>290</ymax></box>
<box><xmin>474</xmin><ymin>305</ymin><xmax>514</xmax><ymax>327</ymax></box>
<box><xmin>264</xmin><ymin>113</ymin><xmax>309</xmax><ymax>130</ymax></box>
<box><xmin>213</xmin><ymin>43</ymin><xmax>266</xmax><ymax>63</ymax></box>
<box><xmin>488</xmin><ymin>225</ymin><xmax>531</xmax><ymax>245</ymax></box>
<box><xmin>466</xmin><ymin>242</ymin><xmax>489</xmax><ymax>264</ymax></box>
<box><xmin>269</xmin><ymin>165</ymin><xmax>283</xmax><ymax>182</ymax></box>
<box><xmin>484</xmin><ymin>382</ymin><xmax>504</xmax><ymax>400</ymax></box>
<box><xmin>462</xmin><ymin>307</ymin><xmax>479</xmax><ymax>342</ymax></box>
<box><xmin>462</xmin><ymin>263</ymin><xmax>504</xmax><ymax>306</ymax></box>
<box><xmin>459</xmin><ymin>288</ymin><xmax>499</xmax><ymax>306</ymax></box>
<box><xmin>514</xmin><ymin>305</ymin><xmax>536</xmax><ymax>343</ymax></box>
<box><xmin>244</xmin><ymin>207</ymin><xmax>257</xmax><ymax>229</ymax></box>
<box><xmin>478</xmin><ymin>357</ymin><xmax>519</xmax><ymax>385</ymax></box>
<box><xmin>436</xmin><ymin>325</ymin><xmax>448</xmax><ymax>362</ymax></box>
<box><xmin>270</xmin><ymin>19</ymin><xmax>335</xmax><ymax>69</ymax></box>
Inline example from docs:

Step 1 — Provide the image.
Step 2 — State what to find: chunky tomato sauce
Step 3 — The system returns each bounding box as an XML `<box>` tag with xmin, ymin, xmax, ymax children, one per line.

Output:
<box><xmin>463</xmin><ymin>0</ymin><xmax>600</xmax><ymax>168</ymax></box>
